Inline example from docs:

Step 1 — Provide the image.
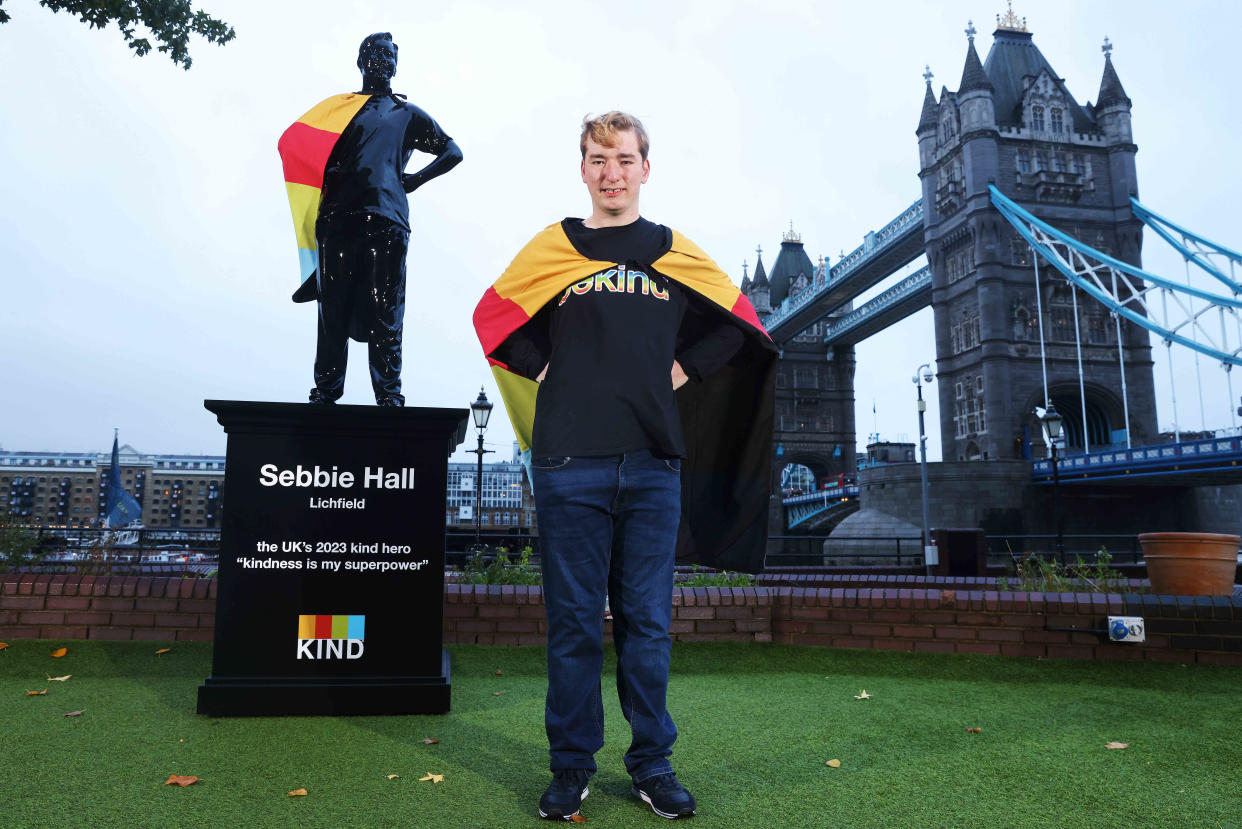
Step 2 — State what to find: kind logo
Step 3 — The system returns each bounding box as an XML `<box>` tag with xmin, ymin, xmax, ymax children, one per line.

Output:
<box><xmin>296</xmin><ymin>614</ymin><xmax>365</xmax><ymax>660</ymax></box>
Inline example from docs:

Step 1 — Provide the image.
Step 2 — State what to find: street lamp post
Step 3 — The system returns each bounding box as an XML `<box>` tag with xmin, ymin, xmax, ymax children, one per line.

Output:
<box><xmin>1038</xmin><ymin>403</ymin><xmax>1066</xmax><ymax>564</ymax></box>
<box><xmin>469</xmin><ymin>388</ymin><xmax>494</xmax><ymax>551</ymax></box>
<box><xmin>913</xmin><ymin>364</ymin><xmax>935</xmax><ymax>576</ymax></box>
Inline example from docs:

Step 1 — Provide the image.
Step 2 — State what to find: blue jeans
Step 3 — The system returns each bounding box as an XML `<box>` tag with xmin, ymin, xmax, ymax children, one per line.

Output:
<box><xmin>533</xmin><ymin>449</ymin><xmax>681</xmax><ymax>781</ymax></box>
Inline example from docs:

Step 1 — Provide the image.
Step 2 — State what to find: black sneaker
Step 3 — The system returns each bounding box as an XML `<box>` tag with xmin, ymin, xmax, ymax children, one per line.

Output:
<box><xmin>539</xmin><ymin>769</ymin><xmax>590</xmax><ymax>821</ymax></box>
<box><xmin>632</xmin><ymin>771</ymin><xmax>696</xmax><ymax>819</ymax></box>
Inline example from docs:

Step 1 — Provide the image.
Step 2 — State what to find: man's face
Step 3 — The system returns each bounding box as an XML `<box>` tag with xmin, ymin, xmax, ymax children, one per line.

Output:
<box><xmin>580</xmin><ymin>130</ymin><xmax>649</xmax><ymax>222</ymax></box>
<box><xmin>360</xmin><ymin>38</ymin><xmax>397</xmax><ymax>81</ymax></box>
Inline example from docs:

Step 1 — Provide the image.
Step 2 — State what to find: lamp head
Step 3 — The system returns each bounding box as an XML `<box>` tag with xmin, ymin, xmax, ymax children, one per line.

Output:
<box><xmin>1041</xmin><ymin>403</ymin><xmax>1064</xmax><ymax>440</ymax></box>
<box><xmin>470</xmin><ymin>387</ymin><xmax>493</xmax><ymax>430</ymax></box>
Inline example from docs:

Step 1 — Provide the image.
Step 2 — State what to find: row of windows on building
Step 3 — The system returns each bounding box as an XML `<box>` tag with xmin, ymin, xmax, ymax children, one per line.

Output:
<box><xmin>445</xmin><ymin>467</ymin><xmax>524</xmax><ymax>509</ymax></box>
<box><xmin>775</xmin><ymin>402</ymin><xmax>835</xmax><ymax>433</ymax></box>
<box><xmin>445</xmin><ymin>509</ymin><xmax>533</xmax><ymax>528</ymax></box>
<box><xmin>1029</xmin><ymin>105</ymin><xmax>1066</xmax><ymax>134</ymax></box>
<box><xmin>2</xmin><ymin>471</ymin><xmax>221</xmax><ymax>528</ymax></box>
<box><xmin>944</xmin><ymin>231</ymin><xmax>1113</xmax><ymax>280</ymax></box>
<box><xmin>776</xmin><ymin>365</ymin><xmax>824</xmax><ymax>390</ymax></box>
<box><xmin>942</xmin><ymin>105</ymin><xmax>1069</xmax><ymax>144</ymax></box>
<box><xmin>1016</xmin><ymin>149</ymin><xmax>1089</xmax><ymax>177</ymax></box>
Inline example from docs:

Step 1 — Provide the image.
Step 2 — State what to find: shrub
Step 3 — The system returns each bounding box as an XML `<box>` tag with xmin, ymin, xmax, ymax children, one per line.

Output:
<box><xmin>677</xmin><ymin>566</ymin><xmax>756</xmax><ymax>588</ymax></box>
<box><xmin>457</xmin><ymin>547</ymin><xmax>542</xmax><ymax>586</ymax></box>
<box><xmin>996</xmin><ymin>548</ymin><xmax>1140</xmax><ymax>594</ymax></box>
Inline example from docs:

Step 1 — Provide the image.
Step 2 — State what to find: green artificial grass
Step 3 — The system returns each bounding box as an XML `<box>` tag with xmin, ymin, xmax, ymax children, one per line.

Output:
<box><xmin>1</xmin><ymin>641</ymin><xmax>1240</xmax><ymax>828</ymax></box>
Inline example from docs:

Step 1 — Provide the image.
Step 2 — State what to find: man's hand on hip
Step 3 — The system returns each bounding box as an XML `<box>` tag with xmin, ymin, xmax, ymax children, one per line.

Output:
<box><xmin>671</xmin><ymin>360</ymin><xmax>688</xmax><ymax>390</ymax></box>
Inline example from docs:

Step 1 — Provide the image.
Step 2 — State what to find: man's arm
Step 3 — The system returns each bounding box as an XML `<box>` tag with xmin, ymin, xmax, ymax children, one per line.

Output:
<box><xmin>403</xmin><ymin>139</ymin><xmax>463</xmax><ymax>193</ymax></box>
<box><xmin>675</xmin><ymin>323</ymin><xmax>744</xmax><ymax>386</ymax></box>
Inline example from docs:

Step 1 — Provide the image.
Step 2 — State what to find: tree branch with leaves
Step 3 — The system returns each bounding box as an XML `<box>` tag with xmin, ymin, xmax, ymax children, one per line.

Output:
<box><xmin>0</xmin><ymin>0</ymin><xmax>235</xmax><ymax>70</ymax></box>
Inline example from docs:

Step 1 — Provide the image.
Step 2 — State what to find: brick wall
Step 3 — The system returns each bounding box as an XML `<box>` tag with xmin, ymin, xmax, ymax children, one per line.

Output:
<box><xmin>0</xmin><ymin>575</ymin><xmax>215</xmax><ymax>642</ymax></box>
<box><xmin>3</xmin><ymin>575</ymin><xmax>1240</xmax><ymax>666</ymax></box>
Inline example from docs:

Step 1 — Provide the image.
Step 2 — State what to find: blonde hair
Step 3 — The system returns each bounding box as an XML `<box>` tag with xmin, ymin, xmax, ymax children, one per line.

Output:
<box><xmin>580</xmin><ymin>111</ymin><xmax>650</xmax><ymax>160</ymax></box>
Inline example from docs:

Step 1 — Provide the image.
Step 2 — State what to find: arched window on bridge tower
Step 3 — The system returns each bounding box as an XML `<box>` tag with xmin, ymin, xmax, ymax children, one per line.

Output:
<box><xmin>1031</xmin><ymin>105</ymin><xmax>1045</xmax><ymax>132</ymax></box>
<box><xmin>1047</xmin><ymin>285</ymin><xmax>1076</xmax><ymax>342</ymax></box>
<box><xmin>1011</xmin><ymin>302</ymin><xmax>1031</xmax><ymax>341</ymax></box>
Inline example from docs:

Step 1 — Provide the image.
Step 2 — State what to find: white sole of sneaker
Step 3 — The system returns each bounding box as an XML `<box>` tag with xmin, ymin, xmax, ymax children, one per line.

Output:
<box><xmin>632</xmin><ymin>786</ymin><xmax>695</xmax><ymax>819</ymax></box>
<box><xmin>538</xmin><ymin>786</ymin><xmax>588</xmax><ymax>821</ymax></box>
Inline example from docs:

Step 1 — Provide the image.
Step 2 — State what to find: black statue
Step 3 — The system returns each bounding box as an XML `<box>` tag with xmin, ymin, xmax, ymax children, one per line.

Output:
<box><xmin>283</xmin><ymin>32</ymin><xmax>462</xmax><ymax>406</ymax></box>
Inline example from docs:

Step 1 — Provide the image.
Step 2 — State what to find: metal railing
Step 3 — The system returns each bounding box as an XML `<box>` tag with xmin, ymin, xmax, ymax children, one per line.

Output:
<box><xmin>762</xmin><ymin>198</ymin><xmax>924</xmax><ymax>333</ymax></box>
<box><xmin>766</xmin><ymin>535</ymin><xmax>925</xmax><ymax>567</ymax></box>
<box><xmin>1032</xmin><ymin>435</ymin><xmax>1242</xmax><ymax>481</ymax></box>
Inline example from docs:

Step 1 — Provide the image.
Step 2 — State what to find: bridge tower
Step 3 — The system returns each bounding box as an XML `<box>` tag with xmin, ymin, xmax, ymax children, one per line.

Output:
<box><xmin>916</xmin><ymin>14</ymin><xmax>1157</xmax><ymax>461</ymax></box>
<box><xmin>742</xmin><ymin>230</ymin><xmax>857</xmax><ymax>502</ymax></box>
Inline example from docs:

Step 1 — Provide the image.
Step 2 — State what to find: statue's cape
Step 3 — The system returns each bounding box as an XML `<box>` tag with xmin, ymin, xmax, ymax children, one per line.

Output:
<box><xmin>277</xmin><ymin>93</ymin><xmax>371</xmax><ymax>303</ymax></box>
<box><xmin>473</xmin><ymin>222</ymin><xmax>778</xmax><ymax>573</ymax></box>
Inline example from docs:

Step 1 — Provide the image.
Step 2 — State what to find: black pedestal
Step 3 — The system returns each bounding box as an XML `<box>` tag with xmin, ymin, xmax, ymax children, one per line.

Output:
<box><xmin>196</xmin><ymin>401</ymin><xmax>467</xmax><ymax>716</ymax></box>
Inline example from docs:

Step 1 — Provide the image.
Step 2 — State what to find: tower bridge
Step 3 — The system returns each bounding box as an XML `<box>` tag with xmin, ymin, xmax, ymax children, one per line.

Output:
<box><xmin>748</xmin><ymin>10</ymin><xmax>1242</xmax><ymax>545</ymax></box>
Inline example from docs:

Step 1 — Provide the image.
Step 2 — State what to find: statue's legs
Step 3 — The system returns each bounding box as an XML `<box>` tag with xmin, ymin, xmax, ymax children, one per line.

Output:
<box><xmin>310</xmin><ymin>218</ymin><xmax>409</xmax><ymax>405</ymax></box>
<box><xmin>366</xmin><ymin>224</ymin><xmax>409</xmax><ymax>407</ymax></box>
<box><xmin>310</xmin><ymin>231</ymin><xmax>354</xmax><ymax>403</ymax></box>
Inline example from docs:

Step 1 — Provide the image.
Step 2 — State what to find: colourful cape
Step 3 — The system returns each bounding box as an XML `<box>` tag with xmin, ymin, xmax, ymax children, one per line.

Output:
<box><xmin>277</xmin><ymin>93</ymin><xmax>371</xmax><ymax>302</ymax></box>
<box><xmin>474</xmin><ymin>222</ymin><xmax>778</xmax><ymax>572</ymax></box>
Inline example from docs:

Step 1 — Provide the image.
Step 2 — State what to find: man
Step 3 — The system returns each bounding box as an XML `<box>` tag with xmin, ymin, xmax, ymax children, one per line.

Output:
<box><xmin>278</xmin><ymin>32</ymin><xmax>462</xmax><ymax>406</ymax></box>
<box><xmin>474</xmin><ymin>112</ymin><xmax>776</xmax><ymax>821</ymax></box>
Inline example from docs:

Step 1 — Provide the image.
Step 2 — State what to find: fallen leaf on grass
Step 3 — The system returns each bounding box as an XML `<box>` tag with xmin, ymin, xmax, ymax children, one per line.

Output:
<box><xmin>164</xmin><ymin>775</ymin><xmax>199</xmax><ymax>787</ymax></box>
<box><xmin>25</xmin><ymin>689</ymin><xmax>47</xmax><ymax>696</ymax></box>
<box><xmin>570</xmin><ymin>814</ymin><xmax>588</xmax><ymax>823</ymax></box>
<box><xmin>47</xmin><ymin>674</ymin><xmax>71</xmax><ymax>682</ymax></box>
<box><xmin>50</xmin><ymin>647</ymin><xmax>67</xmax><ymax>658</ymax></box>
<box><xmin>155</xmin><ymin>648</ymin><xmax>171</xmax><ymax>656</ymax></box>
<box><xmin>419</xmin><ymin>773</ymin><xmax>444</xmax><ymax>784</ymax></box>
<box><xmin>386</xmin><ymin>774</ymin><xmax>400</xmax><ymax>780</ymax></box>
<box><xmin>422</xmin><ymin>737</ymin><xmax>439</xmax><ymax>745</ymax></box>
<box><xmin>1105</xmin><ymin>742</ymin><xmax>1129</xmax><ymax>750</ymax></box>
<box><xmin>965</xmin><ymin>727</ymin><xmax>982</xmax><ymax>734</ymax></box>
<box><xmin>826</xmin><ymin>759</ymin><xmax>842</xmax><ymax>768</ymax></box>
<box><xmin>494</xmin><ymin>669</ymin><xmax>503</xmax><ymax>676</ymax></box>
<box><xmin>493</xmin><ymin>691</ymin><xmax>504</xmax><ymax>696</ymax></box>
<box><xmin>288</xmin><ymin>788</ymin><xmax>308</xmax><ymax>797</ymax></box>
<box><xmin>63</xmin><ymin>710</ymin><xmax>83</xmax><ymax>717</ymax></box>
<box><xmin>853</xmin><ymin>690</ymin><xmax>871</xmax><ymax>700</ymax></box>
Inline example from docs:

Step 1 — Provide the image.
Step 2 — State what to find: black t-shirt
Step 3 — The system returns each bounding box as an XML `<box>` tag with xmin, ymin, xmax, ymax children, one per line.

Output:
<box><xmin>498</xmin><ymin>217</ymin><xmax>744</xmax><ymax>458</ymax></box>
<box><xmin>318</xmin><ymin>94</ymin><xmax>452</xmax><ymax>233</ymax></box>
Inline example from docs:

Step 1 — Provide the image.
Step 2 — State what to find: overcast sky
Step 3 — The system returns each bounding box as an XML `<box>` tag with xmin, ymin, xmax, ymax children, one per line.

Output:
<box><xmin>2</xmin><ymin>0</ymin><xmax>1240</xmax><ymax>464</ymax></box>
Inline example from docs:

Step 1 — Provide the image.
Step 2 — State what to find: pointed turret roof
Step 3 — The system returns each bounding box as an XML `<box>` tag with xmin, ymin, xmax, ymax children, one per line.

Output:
<box><xmin>740</xmin><ymin>260</ymin><xmax>752</xmax><ymax>293</ymax></box>
<box><xmin>752</xmin><ymin>248</ymin><xmax>769</xmax><ymax>289</ymax></box>
<box><xmin>917</xmin><ymin>72</ymin><xmax>939</xmax><ymax>132</ymax></box>
<box><xmin>1096</xmin><ymin>43</ymin><xmax>1131</xmax><ymax>108</ymax></box>
<box><xmin>959</xmin><ymin>29</ymin><xmax>994</xmax><ymax>93</ymax></box>
<box><xmin>768</xmin><ymin>229</ymin><xmax>815</xmax><ymax>307</ymax></box>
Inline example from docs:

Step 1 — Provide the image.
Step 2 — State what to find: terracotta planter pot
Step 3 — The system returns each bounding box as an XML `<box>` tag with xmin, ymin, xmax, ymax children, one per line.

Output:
<box><xmin>1138</xmin><ymin>532</ymin><xmax>1240</xmax><ymax>596</ymax></box>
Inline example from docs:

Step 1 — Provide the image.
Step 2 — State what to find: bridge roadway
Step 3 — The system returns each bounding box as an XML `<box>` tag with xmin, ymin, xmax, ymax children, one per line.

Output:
<box><xmin>822</xmin><ymin>266</ymin><xmax>931</xmax><ymax>345</ymax></box>
<box><xmin>764</xmin><ymin>198</ymin><xmax>925</xmax><ymax>344</ymax></box>
<box><xmin>783</xmin><ymin>485</ymin><xmax>860</xmax><ymax>529</ymax></box>
<box><xmin>1034</xmin><ymin>435</ymin><xmax>1242</xmax><ymax>486</ymax></box>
